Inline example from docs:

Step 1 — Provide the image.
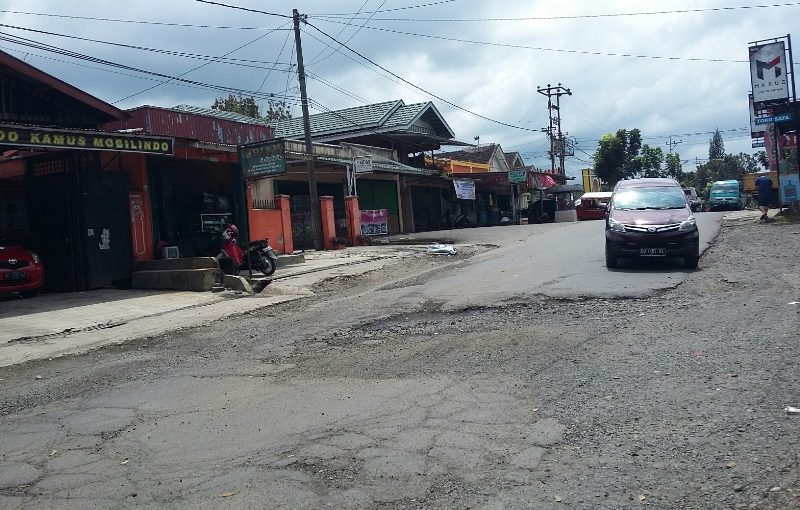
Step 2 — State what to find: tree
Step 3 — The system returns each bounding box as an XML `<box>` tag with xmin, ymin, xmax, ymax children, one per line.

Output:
<box><xmin>211</xmin><ymin>94</ymin><xmax>292</xmax><ymax>121</ymax></box>
<box><xmin>212</xmin><ymin>94</ymin><xmax>261</xmax><ymax>118</ymax></box>
<box><xmin>665</xmin><ymin>152</ymin><xmax>685</xmax><ymax>182</ymax></box>
<box><xmin>592</xmin><ymin>128</ymin><xmax>643</xmax><ymax>185</ymax></box>
<box><xmin>709</xmin><ymin>128</ymin><xmax>725</xmax><ymax>160</ymax></box>
<box><xmin>637</xmin><ymin>145</ymin><xmax>665</xmax><ymax>178</ymax></box>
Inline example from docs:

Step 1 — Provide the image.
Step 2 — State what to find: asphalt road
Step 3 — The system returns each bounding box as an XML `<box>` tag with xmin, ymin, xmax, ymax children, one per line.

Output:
<box><xmin>409</xmin><ymin>212</ymin><xmax>726</xmax><ymax>308</ymax></box>
<box><xmin>2</xmin><ymin>210</ymin><xmax>797</xmax><ymax>510</ymax></box>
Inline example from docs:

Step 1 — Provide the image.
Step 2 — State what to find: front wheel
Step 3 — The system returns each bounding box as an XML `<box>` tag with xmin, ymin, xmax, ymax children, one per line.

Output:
<box><xmin>605</xmin><ymin>244</ymin><xmax>618</xmax><ymax>269</ymax></box>
<box><xmin>684</xmin><ymin>248</ymin><xmax>700</xmax><ymax>269</ymax></box>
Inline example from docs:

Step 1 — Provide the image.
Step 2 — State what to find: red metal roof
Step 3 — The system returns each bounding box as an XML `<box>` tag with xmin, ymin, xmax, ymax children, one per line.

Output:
<box><xmin>104</xmin><ymin>106</ymin><xmax>273</xmax><ymax>146</ymax></box>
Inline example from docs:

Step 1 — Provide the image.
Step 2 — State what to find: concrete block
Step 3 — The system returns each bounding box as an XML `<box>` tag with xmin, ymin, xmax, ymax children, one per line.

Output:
<box><xmin>222</xmin><ymin>274</ymin><xmax>253</xmax><ymax>294</ymax></box>
<box><xmin>133</xmin><ymin>257</ymin><xmax>219</xmax><ymax>272</ymax></box>
<box><xmin>131</xmin><ymin>268</ymin><xmax>219</xmax><ymax>292</ymax></box>
<box><xmin>276</xmin><ymin>253</ymin><xmax>305</xmax><ymax>267</ymax></box>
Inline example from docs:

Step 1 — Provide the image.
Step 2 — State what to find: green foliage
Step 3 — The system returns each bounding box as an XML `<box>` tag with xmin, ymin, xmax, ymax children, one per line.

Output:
<box><xmin>211</xmin><ymin>94</ymin><xmax>292</xmax><ymax>121</ymax></box>
<box><xmin>592</xmin><ymin>129</ymin><xmax>643</xmax><ymax>185</ymax></box>
<box><xmin>709</xmin><ymin>129</ymin><xmax>725</xmax><ymax>160</ymax></box>
<box><xmin>665</xmin><ymin>152</ymin><xmax>684</xmax><ymax>182</ymax></box>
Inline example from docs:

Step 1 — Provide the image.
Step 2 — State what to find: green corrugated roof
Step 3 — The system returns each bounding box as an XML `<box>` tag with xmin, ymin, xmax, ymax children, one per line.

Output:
<box><xmin>274</xmin><ymin>100</ymin><xmax>402</xmax><ymax>138</ymax></box>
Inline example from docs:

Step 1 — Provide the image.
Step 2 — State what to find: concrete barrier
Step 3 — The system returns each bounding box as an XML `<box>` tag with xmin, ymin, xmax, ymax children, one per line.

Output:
<box><xmin>131</xmin><ymin>268</ymin><xmax>219</xmax><ymax>292</ymax></box>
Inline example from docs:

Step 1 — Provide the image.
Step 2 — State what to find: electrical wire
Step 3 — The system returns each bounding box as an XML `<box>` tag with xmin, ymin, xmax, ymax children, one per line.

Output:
<box><xmin>0</xmin><ymin>31</ymin><xmax>302</xmax><ymax>107</ymax></box>
<box><xmin>305</xmin><ymin>22</ymin><xmax>543</xmax><ymax>132</ymax></box>
<box><xmin>306</xmin><ymin>0</ymin><xmax>370</xmax><ymax>66</ymax></box>
<box><xmin>0</xmin><ymin>9</ymin><xmax>282</xmax><ymax>30</ymax></box>
<box><xmin>256</xmin><ymin>29</ymin><xmax>293</xmax><ymax>94</ymax></box>
<box><xmin>310</xmin><ymin>0</ymin><xmax>458</xmax><ymax>16</ymax></box>
<box><xmin>311</xmin><ymin>18</ymin><xmax>751</xmax><ymax>63</ymax></box>
<box><xmin>309</xmin><ymin>0</ymin><xmax>388</xmax><ymax>67</ymax></box>
<box><xmin>0</xmin><ymin>23</ymin><xmax>294</xmax><ymax>69</ymax></box>
<box><xmin>310</xmin><ymin>1</ymin><xmax>800</xmax><ymax>22</ymax></box>
<box><xmin>193</xmin><ymin>0</ymin><xmax>292</xmax><ymax>19</ymax></box>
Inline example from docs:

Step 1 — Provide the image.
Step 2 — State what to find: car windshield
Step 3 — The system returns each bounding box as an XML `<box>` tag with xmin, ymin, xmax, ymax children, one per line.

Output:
<box><xmin>711</xmin><ymin>183</ymin><xmax>739</xmax><ymax>193</ymax></box>
<box><xmin>612</xmin><ymin>186</ymin><xmax>687</xmax><ymax>210</ymax></box>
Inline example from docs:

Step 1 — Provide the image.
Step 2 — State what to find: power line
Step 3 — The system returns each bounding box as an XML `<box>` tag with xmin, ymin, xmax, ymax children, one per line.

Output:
<box><xmin>0</xmin><ymin>9</ymin><xmax>283</xmax><ymax>30</ymax></box>
<box><xmin>114</xmin><ymin>20</ymin><xmax>293</xmax><ymax>104</ymax></box>
<box><xmin>310</xmin><ymin>0</ymin><xmax>388</xmax><ymax>67</ymax></box>
<box><xmin>311</xmin><ymin>18</ymin><xmax>752</xmax><ymax>63</ymax></box>
<box><xmin>0</xmin><ymin>31</ymin><xmax>302</xmax><ymax>106</ymax></box>
<box><xmin>310</xmin><ymin>0</ymin><xmax>458</xmax><ymax>16</ymax></box>
<box><xmin>193</xmin><ymin>0</ymin><xmax>292</xmax><ymax>19</ymax></box>
<box><xmin>256</xmin><ymin>28</ymin><xmax>293</xmax><ymax>94</ymax></box>
<box><xmin>0</xmin><ymin>23</ymin><xmax>294</xmax><ymax>69</ymax></box>
<box><xmin>304</xmin><ymin>21</ymin><xmax>542</xmax><ymax>132</ymax></box>
<box><xmin>311</xmin><ymin>1</ymin><xmax>800</xmax><ymax>22</ymax></box>
<box><xmin>306</xmin><ymin>0</ymin><xmax>370</xmax><ymax>66</ymax></box>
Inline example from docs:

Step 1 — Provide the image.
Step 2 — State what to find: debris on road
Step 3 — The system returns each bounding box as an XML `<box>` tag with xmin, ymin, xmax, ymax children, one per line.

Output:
<box><xmin>426</xmin><ymin>243</ymin><xmax>457</xmax><ymax>255</ymax></box>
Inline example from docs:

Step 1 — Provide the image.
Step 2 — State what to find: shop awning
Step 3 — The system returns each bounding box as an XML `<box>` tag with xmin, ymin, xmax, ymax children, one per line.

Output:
<box><xmin>529</xmin><ymin>173</ymin><xmax>556</xmax><ymax>189</ymax></box>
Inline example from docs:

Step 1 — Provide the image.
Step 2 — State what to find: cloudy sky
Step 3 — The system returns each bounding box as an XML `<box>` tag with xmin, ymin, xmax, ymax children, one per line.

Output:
<box><xmin>0</xmin><ymin>0</ymin><xmax>797</xmax><ymax>177</ymax></box>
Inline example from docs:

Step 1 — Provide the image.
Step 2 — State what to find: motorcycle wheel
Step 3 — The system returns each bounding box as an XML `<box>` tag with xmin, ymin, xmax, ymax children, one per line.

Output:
<box><xmin>260</xmin><ymin>255</ymin><xmax>276</xmax><ymax>276</ymax></box>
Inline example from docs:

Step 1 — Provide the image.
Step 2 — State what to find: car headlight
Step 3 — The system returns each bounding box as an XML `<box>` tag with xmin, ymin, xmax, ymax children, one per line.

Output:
<box><xmin>679</xmin><ymin>216</ymin><xmax>697</xmax><ymax>232</ymax></box>
<box><xmin>31</xmin><ymin>252</ymin><xmax>40</xmax><ymax>264</ymax></box>
<box><xmin>608</xmin><ymin>217</ymin><xmax>625</xmax><ymax>232</ymax></box>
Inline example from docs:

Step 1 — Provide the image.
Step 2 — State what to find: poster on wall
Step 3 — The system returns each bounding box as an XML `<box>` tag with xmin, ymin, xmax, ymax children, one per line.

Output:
<box><xmin>360</xmin><ymin>209</ymin><xmax>389</xmax><ymax>236</ymax></box>
<box><xmin>453</xmin><ymin>179</ymin><xmax>476</xmax><ymax>199</ymax></box>
<box><xmin>749</xmin><ymin>41</ymin><xmax>789</xmax><ymax>104</ymax></box>
<box><xmin>779</xmin><ymin>172</ymin><xmax>799</xmax><ymax>205</ymax></box>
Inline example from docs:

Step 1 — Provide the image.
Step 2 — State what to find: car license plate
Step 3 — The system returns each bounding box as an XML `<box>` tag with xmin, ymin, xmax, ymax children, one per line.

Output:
<box><xmin>4</xmin><ymin>271</ymin><xmax>26</xmax><ymax>281</ymax></box>
<box><xmin>640</xmin><ymin>248</ymin><xmax>666</xmax><ymax>257</ymax></box>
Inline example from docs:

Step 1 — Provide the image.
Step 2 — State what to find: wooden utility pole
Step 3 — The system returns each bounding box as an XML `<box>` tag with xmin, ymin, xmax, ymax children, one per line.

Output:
<box><xmin>293</xmin><ymin>9</ymin><xmax>322</xmax><ymax>250</ymax></box>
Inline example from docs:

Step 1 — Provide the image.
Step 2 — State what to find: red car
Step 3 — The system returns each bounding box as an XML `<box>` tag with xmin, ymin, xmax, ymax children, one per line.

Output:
<box><xmin>0</xmin><ymin>237</ymin><xmax>44</xmax><ymax>298</ymax></box>
<box><xmin>575</xmin><ymin>192</ymin><xmax>613</xmax><ymax>221</ymax></box>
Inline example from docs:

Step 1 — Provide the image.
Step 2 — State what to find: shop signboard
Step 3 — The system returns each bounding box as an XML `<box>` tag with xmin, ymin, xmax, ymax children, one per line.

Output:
<box><xmin>239</xmin><ymin>139</ymin><xmax>287</xmax><ymax>178</ymax></box>
<box><xmin>0</xmin><ymin>123</ymin><xmax>173</xmax><ymax>155</ymax></box>
<box><xmin>508</xmin><ymin>169</ymin><xmax>527</xmax><ymax>184</ymax></box>
<box><xmin>779</xmin><ymin>172</ymin><xmax>799</xmax><ymax>205</ymax></box>
<box><xmin>749</xmin><ymin>41</ymin><xmax>790</xmax><ymax>104</ymax></box>
<box><xmin>354</xmin><ymin>155</ymin><xmax>373</xmax><ymax>174</ymax></box>
<box><xmin>360</xmin><ymin>209</ymin><xmax>389</xmax><ymax>236</ymax></box>
<box><xmin>754</xmin><ymin>112</ymin><xmax>794</xmax><ymax>125</ymax></box>
<box><xmin>453</xmin><ymin>178</ymin><xmax>476</xmax><ymax>199</ymax></box>
<box><xmin>749</xmin><ymin>93</ymin><xmax>768</xmax><ymax>137</ymax></box>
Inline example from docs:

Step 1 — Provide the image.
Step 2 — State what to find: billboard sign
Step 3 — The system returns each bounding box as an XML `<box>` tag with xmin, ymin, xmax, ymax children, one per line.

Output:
<box><xmin>749</xmin><ymin>41</ymin><xmax>789</xmax><ymax>104</ymax></box>
<box><xmin>508</xmin><ymin>169</ymin><xmax>528</xmax><ymax>184</ymax></box>
<box><xmin>754</xmin><ymin>112</ymin><xmax>794</xmax><ymax>125</ymax></box>
<box><xmin>0</xmin><ymin>124</ymin><xmax>174</xmax><ymax>155</ymax></box>
<box><xmin>239</xmin><ymin>139</ymin><xmax>286</xmax><ymax>179</ymax></box>
<box><xmin>453</xmin><ymin>179</ymin><xmax>476</xmax><ymax>199</ymax></box>
<box><xmin>360</xmin><ymin>209</ymin><xmax>389</xmax><ymax>236</ymax></box>
<box><xmin>749</xmin><ymin>93</ymin><xmax>768</xmax><ymax>136</ymax></box>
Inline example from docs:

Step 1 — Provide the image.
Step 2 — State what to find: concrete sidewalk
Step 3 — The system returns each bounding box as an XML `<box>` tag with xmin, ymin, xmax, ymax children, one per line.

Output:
<box><xmin>0</xmin><ymin>246</ymin><xmax>413</xmax><ymax>367</ymax></box>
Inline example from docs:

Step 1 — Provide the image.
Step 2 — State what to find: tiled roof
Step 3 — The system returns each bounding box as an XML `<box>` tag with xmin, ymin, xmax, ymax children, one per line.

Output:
<box><xmin>383</xmin><ymin>102</ymin><xmax>427</xmax><ymax>128</ymax></box>
<box><xmin>505</xmin><ymin>151</ymin><xmax>523</xmax><ymax>168</ymax></box>
<box><xmin>274</xmin><ymin>100</ymin><xmax>402</xmax><ymax>139</ymax></box>
<box><xmin>436</xmin><ymin>144</ymin><xmax>497</xmax><ymax>165</ymax></box>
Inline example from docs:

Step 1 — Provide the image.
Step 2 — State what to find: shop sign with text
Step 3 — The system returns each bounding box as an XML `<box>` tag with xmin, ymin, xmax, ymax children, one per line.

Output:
<box><xmin>239</xmin><ymin>139</ymin><xmax>287</xmax><ymax>178</ymax></box>
<box><xmin>453</xmin><ymin>179</ymin><xmax>476</xmax><ymax>199</ymax></box>
<box><xmin>0</xmin><ymin>124</ymin><xmax>174</xmax><ymax>155</ymax></box>
<box><xmin>360</xmin><ymin>209</ymin><xmax>388</xmax><ymax>236</ymax></box>
<box><xmin>749</xmin><ymin>41</ymin><xmax>790</xmax><ymax>104</ymax></box>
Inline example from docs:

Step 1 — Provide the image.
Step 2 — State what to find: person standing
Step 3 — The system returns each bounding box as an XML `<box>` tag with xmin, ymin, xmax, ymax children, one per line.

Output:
<box><xmin>755</xmin><ymin>173</ymin><xmax>774</xmax><ymax>221</ymax></box>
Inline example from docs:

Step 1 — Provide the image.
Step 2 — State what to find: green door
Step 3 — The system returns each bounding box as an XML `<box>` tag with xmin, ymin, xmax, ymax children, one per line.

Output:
<box><xmin>357</xmin><ymin>180</ymin><xmax>399</xmax><ymax>234</ymax></box>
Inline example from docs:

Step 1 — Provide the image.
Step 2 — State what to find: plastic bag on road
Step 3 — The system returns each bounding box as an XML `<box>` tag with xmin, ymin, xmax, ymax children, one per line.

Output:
<box><xmin>427</xmin><ymin>243</ymin><xmax>457</xmax><ymax>255</ymax></box>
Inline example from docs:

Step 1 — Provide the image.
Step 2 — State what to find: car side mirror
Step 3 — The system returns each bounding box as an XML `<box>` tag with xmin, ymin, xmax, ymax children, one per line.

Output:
<box><xmin>599</xmin><ymin>202</ymin><xmax>608</xmax><ymax>211</ymax></box>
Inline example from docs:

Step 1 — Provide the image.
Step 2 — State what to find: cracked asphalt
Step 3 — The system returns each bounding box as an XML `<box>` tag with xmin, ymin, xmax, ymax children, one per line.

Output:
<box><xmin>1</xmin><ymin>216</ymin><xmax>799</xmax><ymax>509</ymax></box>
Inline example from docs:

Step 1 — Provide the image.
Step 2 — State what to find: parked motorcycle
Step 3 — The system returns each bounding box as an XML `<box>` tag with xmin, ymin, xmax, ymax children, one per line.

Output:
<box><xmin>219</xmin><ymin>225</ymin><xmax>278</xmax><ymax>276</ymax></box>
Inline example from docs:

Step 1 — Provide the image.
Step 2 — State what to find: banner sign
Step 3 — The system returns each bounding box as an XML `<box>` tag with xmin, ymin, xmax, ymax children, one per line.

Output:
<box><xmin>779</xmin><ymin>172</ymin><xmax>799</xmax><ymax>205</ymax></box>
<box><xmin>360</xmin><ymin>209</ymin><xmax>388</xmax><ymax>236</ymax></box>
<box><xmin>749</xmin><ymin>93</ymin><xmax>767</xmax><ymax>136</ymax></box>
<box><xmin>354</xmin><ymin>155</ymin><xmax>373</xmax><ymax>174</ymax></box>
<box><xmin>508</xmin><ymin>169</ymin><xmax>528</xmax><ymax>184</ymax></box>
<box><xmin>0</xmin><ymin>123</ymin><xmax>173</xmax><ymax>155</ymax></box>
<box><xmin>239</xmin><ymin>139</ymin><xmax>286</xmax><ymax>178</ymax></box>
<box><xmin>752</xmin><ymin>141</ymin><xmax>765</xmax><ymax>148</ymax></box>
<box><xmin>750</xmin><ymin>41</ymin><xmax>790</xmax><ymax>104</ymax></box>
<box><xmin>453</xmin><ymin>178</ymin><xmax>476</xmax><ymax>199</ymax></box>
<box><xmin>754</xmin><ymin>112</ymin><xmax>794</xmax><ymax>125</ymax></box>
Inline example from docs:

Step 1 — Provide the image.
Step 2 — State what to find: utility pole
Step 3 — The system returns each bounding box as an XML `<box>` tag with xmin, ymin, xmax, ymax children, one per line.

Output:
<box><xmin>293</xmin><ymin>9</ymin><xmax>322</xmax><ymax>250</ymax></box>
<box><xmin>536</xmin><ymin>83</ymin><xmax>571</xmax><ymax>175</ymax></box>
<box><xmin>666</xmin><ymin>135</ymin><xmax>683</xmax><ymax>153</ymax></box>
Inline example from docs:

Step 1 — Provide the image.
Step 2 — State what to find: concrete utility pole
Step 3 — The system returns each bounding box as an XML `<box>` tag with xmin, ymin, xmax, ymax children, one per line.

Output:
<box><xmin>293</xmin><ymin>9</ymin><xmax>323</xmax><ymax>250</ymax></box>
<box><xmin>666</xmin><ymin>135</ymin><xmax>683</xmax><ymax>153</ymax></box>
<box><xmin>536</xmin><ymin>83</ymin><xmax>571</xmax><ymax>175</ymax></box>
